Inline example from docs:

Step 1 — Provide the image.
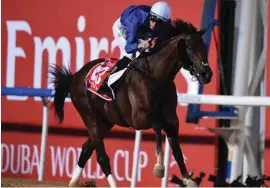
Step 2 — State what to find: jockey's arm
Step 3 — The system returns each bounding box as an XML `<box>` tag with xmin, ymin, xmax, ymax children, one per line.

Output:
<box><xmin>124</xmin><ymin>18</ymin><xmax>140</xmax><ymax>54</ymax></box>
<box><xmin>125</xmin><ymin>23</ymin><xmax>150</xmax><ymax>52</ymax></box>
<box><xmin>124</xmin><ymin>8</ymin><xmax>152</xmax><ymax>54</ymax></box>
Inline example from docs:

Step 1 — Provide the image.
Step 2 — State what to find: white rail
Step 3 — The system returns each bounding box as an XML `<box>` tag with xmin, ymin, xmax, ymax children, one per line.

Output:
<box><xmin>177</xmin><ymin>94</ymin><xmax>270</xmax><ymax>107</ymax></box>
<box><xmin>38</xmin><ymin>98</ymin><xmax>49</xmax><ymax>181</ymax></box>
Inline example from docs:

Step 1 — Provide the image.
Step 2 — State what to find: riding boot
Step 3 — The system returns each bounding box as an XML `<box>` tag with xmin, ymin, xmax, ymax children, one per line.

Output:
<box><xmin>97</xmin><ymin>77</ymin><xmax>109</xmax><ymax>95</ymax></box>
<box><xmin>97</xmin><ymin>57</ymin><xmax>130</xmax><ymax>95</ymax></box>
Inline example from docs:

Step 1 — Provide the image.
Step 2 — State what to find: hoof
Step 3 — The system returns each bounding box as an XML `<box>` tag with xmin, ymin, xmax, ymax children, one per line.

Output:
<box><xmin>153</xmin><ymin>164</ymin><xmax>165</xmax><ymax>178</ymax></box>
<box><xmin>183</xmin><ymin>178</ymin><xmax>198</xmax><ymax>187</ymax></box>
<box><xmin>77</xmin><ymin>180</ymin><xmax>96</xmax><ymax>187</ymax></box>
<box><xmin>69</xmin><ymin>180</ymin><xmax>78</xmax><ymax>187</ymax></box>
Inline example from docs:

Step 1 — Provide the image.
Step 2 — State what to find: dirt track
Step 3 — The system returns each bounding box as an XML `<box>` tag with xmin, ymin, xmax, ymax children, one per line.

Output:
<box><xmin>1</xmin><ymin>178</ymin><xmax>96</xmax><ymax>187</ymax></box>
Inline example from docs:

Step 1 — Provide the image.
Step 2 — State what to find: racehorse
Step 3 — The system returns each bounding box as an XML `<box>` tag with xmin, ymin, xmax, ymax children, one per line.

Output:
<box><xmin>49</xmin><ymin>19</ymin><xmax>213</xmax><ymax>187</ymax></box>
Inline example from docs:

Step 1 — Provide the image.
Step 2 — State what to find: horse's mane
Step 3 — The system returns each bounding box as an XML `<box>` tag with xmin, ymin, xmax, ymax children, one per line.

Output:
<box><xmin>149</xmin><ymin>19</ymin><xmax>198</xmax><ymax>53</ymax></box>
<box><xmin>168</xmin><ymin>19</ymin><xmax>198</xmax><ymax>37</ymax></box>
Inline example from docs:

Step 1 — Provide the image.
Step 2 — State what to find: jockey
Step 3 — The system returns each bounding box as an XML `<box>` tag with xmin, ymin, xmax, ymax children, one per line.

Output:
<box><xmin>114</xmin><ymin>1</ymin><xmax>172</xmax><ymax>59</ymax></box>
<box><xmin>98</xmin><ymin>1</ymin><xmax>172</xmax><ymax>95</ymax></box>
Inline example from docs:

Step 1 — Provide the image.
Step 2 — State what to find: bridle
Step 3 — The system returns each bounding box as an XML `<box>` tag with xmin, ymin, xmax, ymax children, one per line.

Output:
<box><xmin>165</xmin><ymin>34</ymin><xmax>210</xmax><ymax>82</ymax></box>
<box><xmin>165</xmin><ymin>34</ymin><xmax>201</xmax><ymax>78</ymax></box>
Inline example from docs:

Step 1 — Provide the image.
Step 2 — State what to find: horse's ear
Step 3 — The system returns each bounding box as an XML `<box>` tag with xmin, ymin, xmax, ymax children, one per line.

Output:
<box><xmin>198</xmin><ymin>28</ymin><xmax>207</xmax><ymax>36</ymax></box>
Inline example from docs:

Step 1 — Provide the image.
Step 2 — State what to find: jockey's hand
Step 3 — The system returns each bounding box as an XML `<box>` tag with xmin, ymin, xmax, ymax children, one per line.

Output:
<box><xmin>137</xmin><ymin>40</ymin><xmax>150</xmax><ymax>49</ymax></box>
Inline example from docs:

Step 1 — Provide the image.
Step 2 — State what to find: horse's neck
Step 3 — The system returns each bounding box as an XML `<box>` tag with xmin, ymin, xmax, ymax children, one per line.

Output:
<box><xmin>146</xmin><ymin>41</ymin><xmax>180</xmax><ymax>82</ymax></box>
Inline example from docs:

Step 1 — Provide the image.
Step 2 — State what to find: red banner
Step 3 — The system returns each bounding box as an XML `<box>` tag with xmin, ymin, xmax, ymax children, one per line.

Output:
<box><xmin>1</xmin><ymin>130</ymin><xmax>215</xmax><ymax>187</ymax></box>
<box><xmin>1</xmin><ymin>0</ymin><xmax>219</xmax><ymax>136</ymax></box>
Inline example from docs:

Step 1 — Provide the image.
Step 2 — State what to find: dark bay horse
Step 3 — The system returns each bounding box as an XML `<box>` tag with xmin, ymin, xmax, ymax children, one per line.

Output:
<box><xmin>49</xmin><ymin>19</ymin><xmax>213</xmax><ymax>187</ymax></box>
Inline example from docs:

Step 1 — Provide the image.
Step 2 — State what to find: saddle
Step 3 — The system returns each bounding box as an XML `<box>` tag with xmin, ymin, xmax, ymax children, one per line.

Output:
<box><xmin>86</xmin><ymin>57</ymin><xmax>131</xmax><ymax>101</ymax></box>
<box><xmin>97</xmin><ymin>56</ymin><xmax>131</xmax><ymax>96</ymax></box>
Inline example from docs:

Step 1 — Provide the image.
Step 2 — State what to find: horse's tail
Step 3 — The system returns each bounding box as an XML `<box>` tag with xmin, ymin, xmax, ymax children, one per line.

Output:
<box><xmin>49</xmin><ymin>64</ymin><xmax>73</xmax><ymax>123</ymax></box>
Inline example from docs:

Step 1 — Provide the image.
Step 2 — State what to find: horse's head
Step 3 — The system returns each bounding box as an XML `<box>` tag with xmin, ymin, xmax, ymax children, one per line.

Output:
<box><xmin>181</xmin><ymin>30</ymin><xmax>213</xmax><ymax>84</ymax></box>
<box><xmin>142</xmin><ymin>20</ymin><xmax>213</xmax><ymax>85</ymax></box>
<box><xmin>160</xmin><ymin>20</ymin><xmax>213</xmax><ymax>84</ymax></box>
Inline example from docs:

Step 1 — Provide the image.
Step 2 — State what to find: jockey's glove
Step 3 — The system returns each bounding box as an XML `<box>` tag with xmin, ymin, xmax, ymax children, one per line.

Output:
<box><xmin>137</xmin><ymin>40</ymin><xmax>150</xmax><ymax>49</ymax></box>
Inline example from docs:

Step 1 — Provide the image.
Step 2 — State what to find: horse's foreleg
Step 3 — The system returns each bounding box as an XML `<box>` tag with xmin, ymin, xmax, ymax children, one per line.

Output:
<box><xmin>69</xmin><ymin>138</ymin><xmax>94</xmax><ymax>187</ymax></box>
<box><xmin>96</xmin><ymin>140</ymin><xmax>116</xmax><ymax>187</ymax></box>
<box><xmin>152</xmin><ymin>124</ymin><xmax>165</xmax><ymax>178</ymax></box>
<box><xmin>160</xmin><ymin>81</ymin><xmax>198</xmax><ymax>187</ymax></box>
<box><xmin>163</xmin><ymin>119</ymin><xmax>198</xmax><ymax>187</ymax></box>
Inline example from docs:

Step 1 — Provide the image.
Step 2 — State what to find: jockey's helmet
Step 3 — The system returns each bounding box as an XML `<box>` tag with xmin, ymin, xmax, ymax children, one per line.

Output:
<box><xmin>150</xmin><ymin>1</ymin><xmax>172</xmax><ymax>22</ymax></box>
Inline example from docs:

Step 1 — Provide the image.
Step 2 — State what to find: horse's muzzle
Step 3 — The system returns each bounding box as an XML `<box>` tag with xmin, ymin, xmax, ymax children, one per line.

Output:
<box><xmin>199</xmin><ymin>66</ymin><xmax>213</xmax><ymax>84</ymax></box>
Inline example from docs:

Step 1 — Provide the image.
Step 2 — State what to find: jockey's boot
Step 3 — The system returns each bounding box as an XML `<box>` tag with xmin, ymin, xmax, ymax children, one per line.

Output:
<box><xmin>97</xmin><ymin>57</ymin><xmax>131</xmax><ymax>95</ymax></box>
<box><xmin>98</xmin><ymin>73</ymin><xmax>117</xmax><ymax>96</ymax></box>
<box><xmin>97</xmin><ymin>77</ymin><xmax>109</xmax><ymax>95</ymax></box>
<box><xmin>115</xmin><ymin>56</ymin><xmax>131</xmax><ymax>70</ymax></box>
<box><xmin>98</xmin><ymin>64</ymin><xmax>120</xmax><ymax>95</ymax></box>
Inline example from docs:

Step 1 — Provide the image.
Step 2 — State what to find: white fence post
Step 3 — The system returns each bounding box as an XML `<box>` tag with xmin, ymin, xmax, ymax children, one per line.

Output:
<box><xmin>131</xmin><ymin>130</ymin><xmax>142</xmax><ymax>188</ymax></box>
<box><xmin>38</xmin><ymin>97</ymin><xmax>49</xmax><ymax>181</ymax></box>
<box><xmin>162</xmin><ymin>137</ymin><xmax>171</xmax><ymax>188</ymax></box>
<box><xmin>230</xmin><ymin>0</ymin><xmax>255</xmax><ymax>182</ymax></box>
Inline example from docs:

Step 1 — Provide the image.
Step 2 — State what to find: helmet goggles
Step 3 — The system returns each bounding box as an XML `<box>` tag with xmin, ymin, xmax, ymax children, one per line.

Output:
<box><xmin>149</xmin><ymin>15</ymin><xmax>165</xmax><ymax>23</ymax></box>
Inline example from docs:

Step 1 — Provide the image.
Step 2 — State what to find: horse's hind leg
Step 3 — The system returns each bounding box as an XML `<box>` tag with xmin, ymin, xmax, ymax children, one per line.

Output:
<box><xmin>68</xmin><ymin>90</ymin><xmax>97</xmax><ymax>186</ymax></box>
<box><xmin>96</xmin><ymin>139</ymin><xmax>116</xmax><ymax>187</ymax></box>
<box><xmin>69</xmin><ymin>114</ymin><xmax>100</xmax><ymax>186</ymax></box>
<box><xmin>69</xmin><ymin>137</ymin><xmax>94</xmax><ymax>186</ymax></box>
<box><xmin>88</xmin><ymin>121</ymin><xmax>116</xmax><ymax>187</ymax></box>
<box><xmin>69</xmin><ymin>82</ymin><xmax>115</xmax><ymax>186</ymax></box>
<box><xmin>69</xmin><ymin>120</ymin><xmax>116</xmax><ymax>187</ymax></box>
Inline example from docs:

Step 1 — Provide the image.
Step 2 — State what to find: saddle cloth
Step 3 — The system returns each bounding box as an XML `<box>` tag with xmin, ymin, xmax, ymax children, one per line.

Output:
<box><xmin>86</xmin><ymin>58</ymin><xmax>124</xmax><ymax>101</ymax></box>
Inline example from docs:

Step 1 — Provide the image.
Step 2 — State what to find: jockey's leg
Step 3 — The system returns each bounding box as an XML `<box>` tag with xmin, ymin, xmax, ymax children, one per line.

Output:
<box><xmin>69</xmin><ymin>138</ymin><xmax>94</xmax><ymax>187</ymax></box>
<box><xmin>98</xmin><ymin>56</ymin><xmax>131</xmax><ymax>95</ymax></box>
<box><xmin>96</xmin><ymin>140</ymin><xmax>116</xmax><ymax>187</ymax></box>
<box><xmin>111</xmin><ymin>56</ymin><xmax>131</xmax><ymax>73</ymax></box>
<box><xmin>152</xmin><ymin>123</ymin><xmax>165</xmax><ymax>178</ymax></box>
<box><xmin>112</xmin><ymin>18</ymin><xmax>132</xmax><ymax>59</ymax></box>
<box><xmin>97</xmin><ymin>19</ymin><xmax>132</xmax><ymax>95</ymax></box>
